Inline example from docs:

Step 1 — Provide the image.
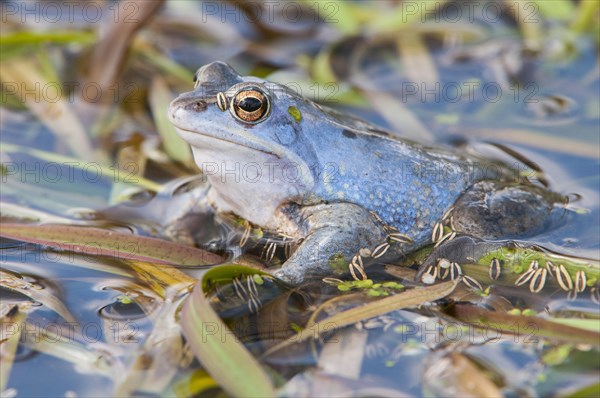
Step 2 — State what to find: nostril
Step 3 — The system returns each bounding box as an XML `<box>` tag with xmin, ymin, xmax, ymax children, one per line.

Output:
<box><xmin>169</xmin><ymin>106</ymin><xmax>181</xmax><ymax>120</ymax></box>
<box><xmin>185</xmin><ymin>100</ymin><xmax>207</xmax><ymax>112</ymax></box>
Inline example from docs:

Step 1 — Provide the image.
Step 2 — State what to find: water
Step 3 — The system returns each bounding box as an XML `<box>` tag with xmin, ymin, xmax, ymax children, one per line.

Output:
<box><xmin>1</xmin><ymin>1</ymin><xmax>599</xmax><ymax>396</ymax></box>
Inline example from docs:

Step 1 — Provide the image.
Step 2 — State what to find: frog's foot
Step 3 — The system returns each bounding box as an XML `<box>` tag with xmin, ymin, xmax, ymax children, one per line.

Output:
<box><xmin>415</xmin><ymin>236</ymin><xmax>506</xmax><ymax>283</ymax></box>
<box><xmin>450</xmin><ymin>181</ymin><xmax>570</xmax><ymax>239</ymax></box>
<box><xmin>273</xmin><ymin>203</ymin><xmax>390</xmax><ymax>286</ymax></box>
<box><xmin>417</xmin><ymin>237</ymin><xmax>600</xmax><ymax>300</ymax></box>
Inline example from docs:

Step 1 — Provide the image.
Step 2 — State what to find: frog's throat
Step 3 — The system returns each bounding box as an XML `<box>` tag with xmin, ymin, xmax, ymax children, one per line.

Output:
<box><xmin>176</xmin><ymin>125</ymin><xmax>316</xmax><ymax>196</ymax></box>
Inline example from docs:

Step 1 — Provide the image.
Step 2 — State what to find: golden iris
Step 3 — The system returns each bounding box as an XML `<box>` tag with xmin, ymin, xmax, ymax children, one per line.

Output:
<box><xmin>230</xmin><ymin>87</ymin><xmax>270</xmax><ymax>123</ymax></box>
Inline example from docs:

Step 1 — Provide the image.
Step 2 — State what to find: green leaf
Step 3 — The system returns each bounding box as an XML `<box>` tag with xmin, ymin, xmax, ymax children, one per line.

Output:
<box><xmin>571</xmin><ymin>0</ymin><xmax>600</xmax><ymax>32</ymax></box>
<box><xmin>0</xmin><ymin>30</ymin><xmax>95</xmax><ymax>47</ymax></box>
<box><xmin>200</xmin><ymin>264</ymin><xmax>270</xmax><ymax>293</ymax></box>
<box><xmin>528</xmin><ymin>0</ymin><xmax>575</xmax><ymax>20</ymax></box>
<box><xmin>168</xmin><ymin>369</ymin><xmax>220</xmax><ymax>397</ymax></box>
<box><xmin>548</xmin><ymin>318</ymin><xmax>600</xmax><ymax>334</ymax></box>
<box><xmin>180</xmin><ymin>277</ymin><xmax>276</xmax><ymax>398</ymax></box>
<box><xmin>371</xmin><ymin>0</ymin><xmax>449</xmax><ymax>33</ymax></box>
<box><xmin>0</xmin><ymin>223</ymin><xmax>223</xmax><ymax>267</ymax></box>
<box><xmin>149</xmin><ymin>76</ymin><xmax>194</xmax><ymax>165</ymax></box>
<box><xmin>542</xmin><ymin>344</ymin><xmax>573</xmax><ymax>366</ymax></box>
<box><xmin>564</xmin><ymin>382</ymin><xmax>600</xmax><ymax>398</ymax></box>
<box><xmin>134</xmin><ymin>42</ymin><xmax>194</xmax><ymax>86</ymax></box>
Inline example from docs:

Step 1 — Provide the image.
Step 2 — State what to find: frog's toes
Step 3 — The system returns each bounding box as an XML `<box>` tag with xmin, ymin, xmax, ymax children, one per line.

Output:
<box><xmin>273</xmin><ymin>264</ymin><xmax>315</xmax><ymax>286</ymax></box>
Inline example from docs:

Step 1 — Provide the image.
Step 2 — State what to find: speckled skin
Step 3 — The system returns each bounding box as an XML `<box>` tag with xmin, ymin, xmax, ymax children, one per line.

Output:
<box><xmin>168</xmin><ymin>62</ymin><xmax>565</xmax><ymax>285</ymax></box>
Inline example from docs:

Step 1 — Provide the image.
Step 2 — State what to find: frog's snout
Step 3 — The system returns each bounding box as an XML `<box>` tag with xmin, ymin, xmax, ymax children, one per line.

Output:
<box><xmin>168</xmin><ymin>99</ymin><xmax>181</xmax><ymax>121</ymax></box>
<box><xmin>168</xmin><ymin>95</ymin><xmax>209</xmax><ymax>125</ymax></box>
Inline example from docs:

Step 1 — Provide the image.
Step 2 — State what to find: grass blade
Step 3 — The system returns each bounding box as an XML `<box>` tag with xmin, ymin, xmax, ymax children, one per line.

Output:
<box><xmin>149</xmin><ymin>76</ymin><xmax>194</xmax><ymax>165</ymax></box>
<box><xmin>180</xmin><ymin>278</ymin><xmax>276</xmax><ymax>398</ymax></box>
<box><xmin>266</xmin><ymin>280</ymin><xmax>458</xmax><ymax>356</ymax></box>
<box><xmin>0</xmin><ymin>59</ymin><xmax>95</xmax><ymax>160</ymax></box>
<box><xmin>0</xmin><ymin>223</ymin><xmax>223</xmax><ymax>267</ymax></box>
<box><xmin>448</xmin><ymin>304</ymin><xmax>600</xmax><ymax>345</ymax></box>
<box><xmin>0</xmin><ymin>306</ymin><xmax>26</xmax><ymax>391</ymax></box>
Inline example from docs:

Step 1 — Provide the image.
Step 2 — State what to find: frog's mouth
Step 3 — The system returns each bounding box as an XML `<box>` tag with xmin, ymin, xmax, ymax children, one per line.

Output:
<box><xmin>169</xmin><ymin>94</ymin><xmax>283</xmax><ymax>160</ymax></box>
<box><xmin>172</xmin><ymin>125</ymin><xmax>282</xmax><ymax>160</ymax></box>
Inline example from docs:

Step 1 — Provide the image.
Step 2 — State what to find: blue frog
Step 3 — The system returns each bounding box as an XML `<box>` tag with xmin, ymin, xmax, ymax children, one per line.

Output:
<box><xmin>168</xmin><ymin>62</ymin><xmax>567</xmax><ymax>285</ymax></box>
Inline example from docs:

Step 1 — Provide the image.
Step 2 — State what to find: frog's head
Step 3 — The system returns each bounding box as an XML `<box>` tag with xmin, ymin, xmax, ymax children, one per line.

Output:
<box><xmin>168</xmin><ymin>62</ymin><xmax>326</xmax><ymax>226</ymax></box>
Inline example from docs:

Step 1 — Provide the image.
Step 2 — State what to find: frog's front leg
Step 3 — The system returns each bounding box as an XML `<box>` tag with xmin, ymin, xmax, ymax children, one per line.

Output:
<box><xmin>273</xmin><ymin>203</ymin><xmax>390</xmax><ymax>285</ymax></box>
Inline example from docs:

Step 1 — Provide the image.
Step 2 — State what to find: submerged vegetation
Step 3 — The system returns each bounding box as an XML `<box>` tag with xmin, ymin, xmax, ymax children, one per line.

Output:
<box><xmin>1</xmin><ymin>0</ymin><xmax>599</xmax><ymax>397</ymax></box>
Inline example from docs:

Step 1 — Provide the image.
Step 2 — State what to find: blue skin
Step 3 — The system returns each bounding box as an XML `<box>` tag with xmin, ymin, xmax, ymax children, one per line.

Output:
<box><xmin>168</xmin><ymin>62</ymin><xmax>565</xmax><ymax>285</ymax></box>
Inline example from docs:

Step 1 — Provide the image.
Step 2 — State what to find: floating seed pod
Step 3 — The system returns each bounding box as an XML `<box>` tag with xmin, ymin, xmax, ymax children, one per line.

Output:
<box><xmin>438</xmin><ymin>258</ymin><xmax>451</xmax><ymax>269</ymax></box>
<box><xmin>463</xmin><ymin>275</ymin><xmax>483</xmax><ymax>290</ymax></box>
<box><xmin>515</xmin><ymin>268</ymin><xmax>536</xmax><ymax>286</ymax></box>
<box><xmin>371</xmin><ymin>242</ymin><xmax>391</xmax><ymax>258</ymax></box>
<box><xmin>434</xmin><ymin>231</ymin><xmax>456</xmax><ymax>248</ymax></box>
<box><xmin>556</xmin><ymin>264</ymin><xmax>573</xmax><ymax>292</ymax></box>
<box><xmin>567</xmin><ymin>289</ymin><xmax>578</xmax><ymax>301</ymax></box>
<box><xmin>489</xmin><ymin>258</ymin><xmax>501</xmax><ymax>280</ymax></box>
<box><xmin>529</xmin><ymin>268</ymin><xmax>547</xmax><ymax>293</ymax></box>
<box><xmin>439</xmin><ymin>267</ymin><xmax>450</xmax><ymax>280</ymax></box>
<box><xmin>528</xmin><ymin>260</ymin><xmax>539</xmax><ymax>271</ymax></box>
<box><xmin>450</xmin><ymin>262</ymin><xmax>462</xmax><ymax>280</ymax></box>
<box><xmin>240</xmin><ymin>224</ymin><xmax>251</xmax><ymax>247</ymax></box>
<box><xmin>432</xmin><ymin>222</ymin><xmax>444</xmax><ymax>243</ymax></box>
<box><xmin>265</xmin><ymin>241</ymin><xmax>277</xmax><ymax>261</ymax></box>
<box><xmin>442</xmin><ymin>206</ymin><xmax>454</xmax><ymax>221</ymax></box>
<box><xmin>389</xmin><ymin>232</ymin><xmax>413</xmax><ymax>243</ymax></box>
<box><xmin>545</xmin><ymin>260</ymin><xmax>557</xmax><ymax>278</ymax></box>
<box><xmin>421</xmin><ymin>265</ymin><xmax>438</xmax><ymax>285</ymax></box>
<box><xmin>575</xmin><ymin>270</ymin><xmax>587</xmax><ymax>293</ymax></box>
<box><xmin>232</xmin><ymin>277</ymin><xmax>249</xmax><ymax>301</ymax></box>
<box><xmin>349</xmin><ymin>255</ymin><xmax>367</xmax><ymax>280</ymax></box>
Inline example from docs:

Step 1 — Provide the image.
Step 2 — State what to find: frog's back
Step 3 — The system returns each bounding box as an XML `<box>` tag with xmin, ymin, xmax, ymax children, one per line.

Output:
<box><xmin>308</xmin><ymin>122</ymin><xmax>485</xmax><ymax>242</ymax></box>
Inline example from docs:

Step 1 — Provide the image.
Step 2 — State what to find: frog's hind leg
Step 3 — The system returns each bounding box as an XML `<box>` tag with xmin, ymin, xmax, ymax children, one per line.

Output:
<box><xmin>273</xmin><ymin>203</ymin><xmax>390</xmax><ymax>285</ymax></box>
<box><xmin>416</xmin><ymin>182</ymin><xmax>570</xmax><ymax>285</ymax></box>
<box><xmin>450</xmin><ymin>181</ymin><xmax>570</xmax><ymax>240</ymax></box>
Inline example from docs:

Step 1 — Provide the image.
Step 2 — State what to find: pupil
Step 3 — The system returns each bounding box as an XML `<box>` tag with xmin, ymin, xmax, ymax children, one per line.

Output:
<box><xmin>239</xmin><ymin>97</ymin><xmax>262</xmax><ymax>112</ymax></box>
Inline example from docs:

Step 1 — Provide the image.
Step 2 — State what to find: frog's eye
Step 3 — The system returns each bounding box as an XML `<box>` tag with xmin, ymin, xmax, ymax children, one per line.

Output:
<box><xmin>230</xmin><ymin>87</ymin><xmax>270</xmax><ymax>124</ymax></box>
